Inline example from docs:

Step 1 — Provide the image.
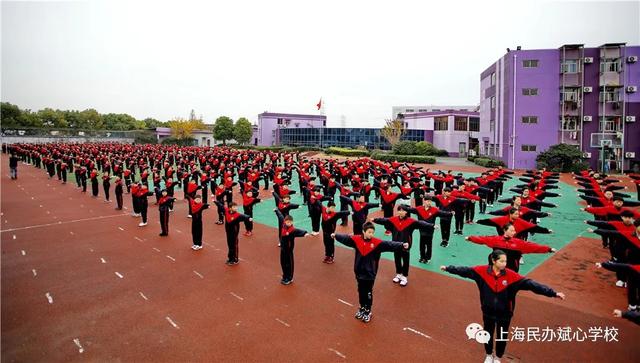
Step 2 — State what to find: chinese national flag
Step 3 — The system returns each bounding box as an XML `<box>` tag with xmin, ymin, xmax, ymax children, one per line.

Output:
<box><xmin>316</xmin><ymin>98</ymin><xmax>322</xmax><ymax>110</ymax></box>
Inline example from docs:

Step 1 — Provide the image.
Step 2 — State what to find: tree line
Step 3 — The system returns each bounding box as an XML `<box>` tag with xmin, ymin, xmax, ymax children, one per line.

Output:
<box><xmin>1</xmin><ymin>102</ymin><xmax>255</xmax><ymax>145</ymax></box>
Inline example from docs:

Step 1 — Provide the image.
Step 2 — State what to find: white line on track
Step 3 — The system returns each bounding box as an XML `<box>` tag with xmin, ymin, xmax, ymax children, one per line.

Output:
<box><xmin>403</xmin><ymin>327</ymin><xmax>433</xmax><ymax>340</ymax></box>
<box><xmin>153</xmin><ymin>247</ymin><xmax>161</xmax><ymax>252</ymax></box>
<box><xmin>73</xmin><ymin>338</ymin><xmax>84</xmax><ymax>353</ymax></box>
<box><xmin>70</xmin><ymin>231</ymin><xmax>74</xmax><ymax>235</ymax></box>
<box><xmin>139</xmin><ymin>292</ymin><xmax>149</xmax><ymax>301</ymax></box>
<box><xmin>115</xmin><ymin>272</ymin><xmax>124</xmax><ymax>279</ymax></box>
<box><xmin>21</xmin><ymin>250</ymin><xmax>26</xmax><ymax>256</ymax></box>
<box><xmin>0</xmin><ymin>214</ymin><xmax>129</xmax><ymax>233</ymax></box>
<box><xmin>118</xmin><ymin>227</ymin><xmax>124</xmax><ymax>231</ymax></box>
<box><xmin>230</xmin><ymin>292</ymin><xmax>244</xmax><ymax>301</ymax></box>
<box><xmin>193</xmin><ymin>270</ymin><xmax>204</xmax><ymax>279</ymax></box>
<box><xmin>12</xmin><ymin>234</ymin><xmax>16</xmax><ymax>240</ymax></box>
<box><xmin>166</xmin><ymin>316</ymin><xmax>180</xmax><ymax>329</ymax></box>
<box><xmin>338</xmin><ymin>299</ymin><xmax>353</xmax><ymax>307</ymax></box>
<box><xmin>134</xmin><ymin>237</ymin><xmax>143</xmax><ymax>242</ymax></box>
<box><xmin>275</xmin><ymin>318</ymin><xmax>290</xmax><ymax>327</ymax></box>
<box><xmin>176</xmin><ymin>229</ymin><xmax>182</xmax><ymax>233</ymax></box>
<box><xmin>32</xmin><ymin>269</ymin><xmax>37</xmax><ymax>277</ymax></box>
<box><xmin>100</xmin><ymin>258</ymin><xmax>107</xmax><ymax>264</ymax></box>
<box><xmin>328</xmin><ymin>348</ymin><xmax>346</xmax><ymax>359</ymax></box>
<box><xmin>45</xmin><ymin>292</ymin><xmax>53</xmax><ymax>304</ymax></box>
<box><xmin>166</xmin><ymin>255</ymin><xmax>175</xmax><ymax>262</ymax></box>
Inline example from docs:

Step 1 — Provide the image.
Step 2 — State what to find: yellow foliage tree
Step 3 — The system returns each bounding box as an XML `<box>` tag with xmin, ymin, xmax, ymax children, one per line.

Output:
<box><xmin>381</xmin><ymin>118</ymin><xmax>406</xmax><ymax>146</ymax></box>
<box><xmin>167</xmin><ymin>118</ymin><xmax>205</xmax><ymax>140</ymax></box>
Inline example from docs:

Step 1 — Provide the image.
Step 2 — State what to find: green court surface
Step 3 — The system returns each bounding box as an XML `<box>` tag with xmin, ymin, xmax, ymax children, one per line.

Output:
<box><xmin>247</xmin><ymin>171</ymin><xmax>600</xmax><ymax>278</ymax></box>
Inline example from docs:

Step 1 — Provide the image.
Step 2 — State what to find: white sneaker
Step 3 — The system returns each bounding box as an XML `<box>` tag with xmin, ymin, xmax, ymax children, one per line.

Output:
<box><xmin>392</xmin><ymin>274</ymin><xmax>402</xmax><ymax>283</ymax></box>
<box><xmin>187</xmin><ymin>215</ymin><xmax>192</xmax><ymax>218</ymax></box>
<box><xmin>615</xmin><ymin>280</ymin><xmax>625</xmax><ymax>288</ymax></box>
<box><xmin>493</xmin><ymin>358</ymin><xmax>501</xmax><ymax>363</ymax></box>
<box><xmin>191</xmin><ymin>245</ymin><xmax>197</xmax><ymax>250</ymax></box>
<box><xmin>311</xmin><ymin>232</ymin><xmax>319</xmax><ymax>236</ymax></box>
<box><xmin>628</xmin><ymin>304</ymin><xmax>637</xmax><ymax>311</ymax></box>
<box><xmin>196</xmin><ymin>245</ymin><xmax>203</xmax><ymax>250</ymax></box>
<box><xmin>138</xmin><ymin>222</ymin><xmax>147</xmax><ymax>227</ymax></box>
<box><xmin>519</xmin><ymin>257</ymin><xmax>525</xmax><ymax>265</ymax></box>
<box><xmin>484</xmin><ymin>355</ymin><xmax>493</xmax><ymax>363</ymax></box>
<box><xmin>399</xmin><ymin>276</ymin><xmax>408</xmax><ymax>287</ymax></box>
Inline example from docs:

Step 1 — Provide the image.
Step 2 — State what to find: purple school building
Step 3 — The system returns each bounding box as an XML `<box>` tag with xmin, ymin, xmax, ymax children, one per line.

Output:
<box><xmin>480</xmin><ymin>43</ymin><xmax>640</xmax><ymax>172</ymax></box>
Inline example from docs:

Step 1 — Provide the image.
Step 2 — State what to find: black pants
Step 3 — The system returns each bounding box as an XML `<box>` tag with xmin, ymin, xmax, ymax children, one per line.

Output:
<box><xmin>454</xmin><ymin>209</ymin><xmax>465</xmax><ymax>232</ymax></box>
<box><xmin>61</xmin><ymin>170</ymin><xmax>67</xmax><ymax>183</ymax></box>
<box><xmin>440</xmin><ymin>217</ymin><xmax>452</xmax><ymax>242</ymax></box>
<box><xmin>243</xmin><ymin>207</ymin><xmax>254</xmax><ymax>232</ymax></box>
<box><xmin>160</xmin><ymin>209</ymin><xmax>170</xmax><ymax>235</ymax></box>
<box><xmin>419</xmin><ymin>231</ymin><xmax>434</xmax><ymax>260</ymax></box>
<box><xmin>280</xmin><ymin>241</ymin><xmax>295</xmax><ymax>280</ymax></box>
<box><xmin>357</xmin><ymin>278</ymin><xmax>374</xmax><ymax>310</ymax></box>
<box><xmin>103</xmin><ymin>182</ymin><xmax>110</xmax><ymax>201</ymax></box>
<box><xmin>394</xmin><ymin>248</ymin><xmax>410</xmax><ymax>276</ymax></box>
<box><xmin>465</xmin><ymin>202</ymin><xmax>475</xmax><ymax>222</ymax></box>
<box><xmin>479</xmin><ymin>199</ymin><xmax>487</xmax><ymax>214</ymax></box>
<box><xmin>192</xmin><ymin>218</ymin><xmax>202</xmax><ymax>245</ymax></box>
<box><xmin>116</xmin><ymin>191</ymin><xmax>123</xmax><ymax>209</ymax></box>
<box><xmin>483</xmin><ymin>315</ymin><xmax>511</xmax><ymax>358</ymax></box>
<box><xmin>81</xmin><ymin>178</ymin><xmax>87</xmax><ymax>192</ymax></box>
<box><xmin>340</xmin><ymin>202</ymin><xmax>349</xmax><ymax>226</ymax></box>
<box><xmin>627</xmin><ymin>275</ymin><xmax>639</xmax><ymax>307</ymax></box>
<box><xmin>140</xmin><ymin>203</ymin><xmax>148</xmax><ymax>223</ymax></box>
<box><xmin>322</xmin><ymin>232</ymin><xmax>335</xmax><ymax>257</ymax></box>
<box><xmin>226</xmin><ymin>225</ymin><xmax>239</xmax><ymax>261</ymax></box>
<box><xmin>310</xmin><ymin>210</ymin><xmax>321</xmax><ymax>233</ymax></box>
<box><xmin>91</xmin><ymin>181</ymin><xmax>99</xmax><ymax>197</ymax></box>
<box><xmin>353</xmin><ymin>218</ymin><xmax>365</xmax><ymax>235</ymax></box>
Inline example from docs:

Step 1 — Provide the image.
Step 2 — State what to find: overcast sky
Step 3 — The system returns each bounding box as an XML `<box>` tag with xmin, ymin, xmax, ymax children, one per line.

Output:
<box><xmin>2</xmin><ymin>0</ymin><xmax>639</xmax><ymax>127</ymax></box>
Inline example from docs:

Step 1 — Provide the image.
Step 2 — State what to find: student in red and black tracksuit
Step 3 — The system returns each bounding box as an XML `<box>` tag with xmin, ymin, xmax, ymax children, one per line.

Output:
<box><xmin>137</xmin><ymin>185</ymin><xmax>154</xmax><ymax>226</ymax></box>
<box><xmin>376</xmin><ymin>187</ymin><xmax>410</xmax><ymax>236</ymax></box>
<box><xmin>441</xmin><ymin>250</ymin><xmax>565</xmax><ymax>362</ymax></box>
<box><xmin>214</xmin><ymin>201</ymin><xmax>251</xmax><ymax>265</ymax></box>
<box><xmin>596</xmin><ymin>260</ymin><xmax>640</xmax><ymax>313</ymax></box>
<box><xmin>242</xmin><ymin>190</ymin><xmax>261</xmax><ymax>236</ymax></box>
<box><xmin>373</xmin><ymin>207</ymin><xmax>434</xmax><ymax>286</ymax></box>
<box><xmin>400</xmin><ymin>197</ymin><xmax>453</xmax><ymax>263</ymax></box>
<box><xmin>213</xmin><ymin>183</ymin><xmax>227</xmax><ymax>224</ymax></box>
<box><xmin>309</xmin><ymin>188</ymin><xmax>332</xmax><ymax>236</ymax></box>
<box><xmin>321</xmin><ymin>201</ymin><xmax>350</xmax><ymax>263</ymax></box>
<box><xmin>114</xmin><ymin>177</ymin><xmax>124</xmax><ymax>210</ymax></box>
<box><xmin>90</xmin><ymin>169</ymin><xmax>99</xmax><ymax>197</ymax></box>
<box><xmin>189</xmin><ymin>195</ymin><xmax>209</xmax><ymax>250</ymax></box>
<box><xmin>123</xmin><ymin>169</ymin><xmax>132</xmax><ymax>193</ymax></box>
<box><xmin>275</xmin><ymin>209</ymin><xmax>309</xmax><ymax>284</ymax></box>
<box><xmin>102</xmin><ymin>172</ymin><xmax>112</xmax><ymax>202</ymax></box>
<box><xmin>587</xmin><ymin>212</ymin><xmax>638</xmax><ymax>287</ymax></box>
<box><xmin>433</xmin><ymin>188</ymin><xmax>468</xmax><ymax>247</ymax></box>
<box><xmin>341</xmin><ymin>194</ymin><xmax>379</xmax><ymax>235</ymax></box>
<box><xmin>185</xmin><ymin>180</ymin><xmax>201</xmax><ymax>218</ymax></box>
<box><xmin>477</xmin><ymin>208</ymin><xmax>552</xmax><ymax>240</ymax></box>
<box><xmin>466</xmin><ymin>223</ymin><xmax>556</xmax><ymax>272</ymax></box>
<box><xmin>333</xmin><ymin>222</ymin><xmax>409</xmax><ymax>323</ymax></box>
<box><xmin>451</xmin><ymin>186</ymin><xmax>480</xmax><ymax>235</ymax></box>
<box><xmin>130</xmin><ymin>183</ymin><xmax>140</xmax><ymax>216</ymax></box>
<box><xmin>158</xmin><ymin>190</ymin><xmax>175</xmax><ymax>237</ymax></box>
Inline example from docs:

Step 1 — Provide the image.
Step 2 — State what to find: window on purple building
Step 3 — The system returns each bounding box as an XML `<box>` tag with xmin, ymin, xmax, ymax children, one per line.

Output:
<box><xmin>522</xmin><ymin>116</ymin><xmax>538</xmax><ymax>124</ymax></box>
<box><xmin>522</xmin><ymin>88</ymin><xmax>538</xmax><ymax>96</ymax></box>
<box><xmin>490</xmin><ymin>72</ymin><xmax>496</xmax><ymax>86</ymax></box>
<box><xmin>523</xmin><ymin>59</ymin><xmax>539</xmax><ymax>68</ymax></box>
<box><xmin>521</xmin><ymin>145</ymin><xmax>537</xmax><ymax>152</ymax></box>
<box><xmin>469</xmin><ymin>117</ymin><xmax>480</xmax><ymax>132</ymax></box>
<box><xmin>491</xmin><ymin>96</ymin><xmax>496</xmax><ymax>108</ymax></box>
<box><xmin>454</xmin><ymin>117</ymin><xmax>468</xmax><ymax>131</ymax></box>
<box><xmin>434</xmin><ymin>116</ymin><xmax>448</xmax><ymax>131</ymax></box>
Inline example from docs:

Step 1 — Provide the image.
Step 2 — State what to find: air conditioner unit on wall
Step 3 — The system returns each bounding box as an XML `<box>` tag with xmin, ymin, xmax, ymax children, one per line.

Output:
<box><xmin>584</xmin><ymin>57</ymin><xmax>594</xmax><ymax>64</ymax></box>
<box><xmin>626</xmin><ymin>116</ymin><xmax>636</xmax><ymax>122</ymax></box>
<box><xmin>583</xmin><ymin>152</ymin><xmax>591</xmax><ymax>158</ymax></box>
<box><xmin>627</xmin><ymin>56</ymin><xmax>638</xmax><ymax>63</ymax></box>
<box><xmin>583</xmin><ymin>86</ymin><xmax>593</xmax><ymax>93</ymax></box>
<box><xmin>625</xmin><ymin>152</ymin><xmax>636</xmax><ymax>158</ymax></box>
<box><xmin>583</xmin><ymin>115</ymin><xmax>592</xmax><ymax>122</ymax></box>
<box><xmin>626</xmin><ymin>86</ymin><xmax>637</xmax><ymax>93</ymax></box>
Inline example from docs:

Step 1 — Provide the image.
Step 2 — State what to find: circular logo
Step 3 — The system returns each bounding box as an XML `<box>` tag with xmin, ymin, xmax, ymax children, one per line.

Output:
<box><xmin>502</xmin><ymin>280</ymin><xmax>508</xmax><ymax>286</ymax></box>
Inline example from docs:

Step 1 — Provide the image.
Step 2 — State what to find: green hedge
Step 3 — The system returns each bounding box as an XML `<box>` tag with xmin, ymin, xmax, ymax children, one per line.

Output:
<box><xmin>325</xmin><ymin>147</ymin><xmax>371</xmax><ymax>157</ymax></box>
<box><xmin>231</xmin><ymin>146</ymin><xmax>323</xmax><ymax>152</ymax></box>
<box><xmin>161</xmin><ymin>137</ymin><xmax>196</xmax><ymax>146</ymax></box>
<box><xmin>473</xmin><ymin>157</ymin><xmax>505</xmax><ymax>167</ymax></box>
<box><xmin>371</xmin><ymin>152</ymin><xmax>436</xmax><ymax>164</ymax></box>
<box><xmin>392</xmin><ymin>140</ymin><xmax>448</xmax><ymax>156</ymax></box>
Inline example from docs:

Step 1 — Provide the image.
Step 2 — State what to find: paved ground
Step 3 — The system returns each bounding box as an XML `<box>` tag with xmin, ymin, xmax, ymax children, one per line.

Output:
<box><xmin>2</xmin><ymin>155</ymin><xmax>639</xmax><ymax>362</ymax></box>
